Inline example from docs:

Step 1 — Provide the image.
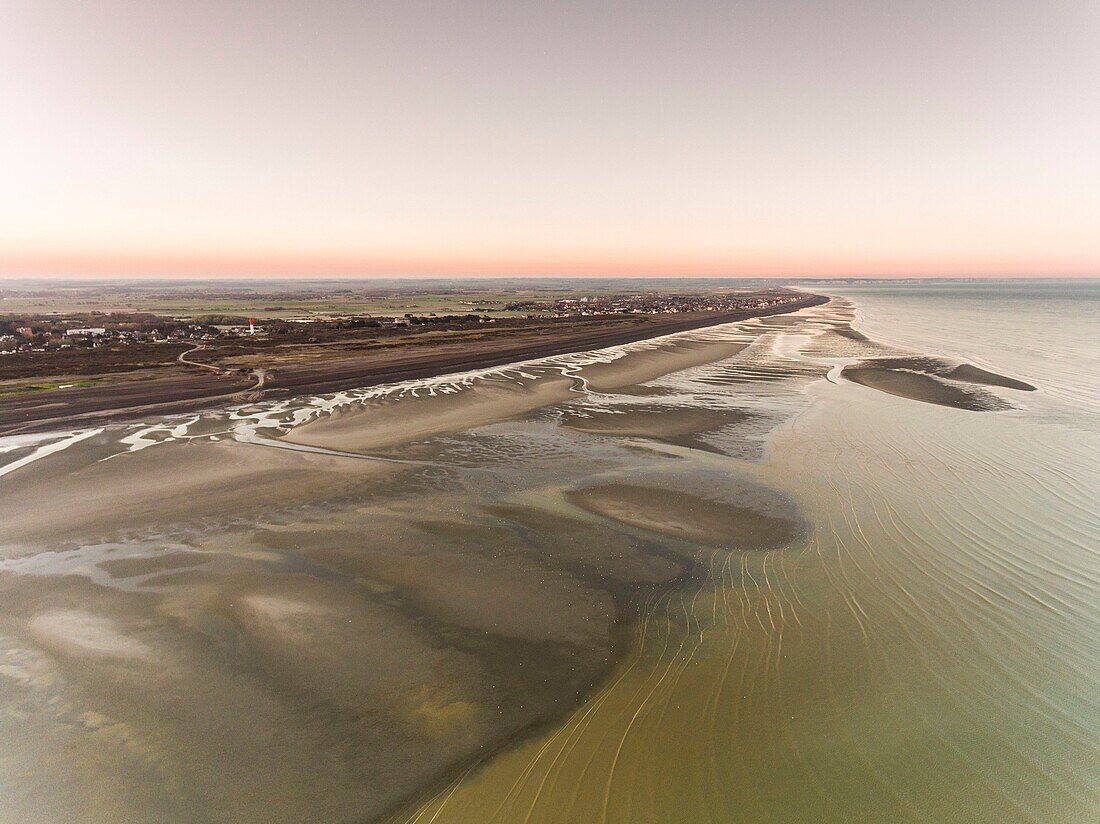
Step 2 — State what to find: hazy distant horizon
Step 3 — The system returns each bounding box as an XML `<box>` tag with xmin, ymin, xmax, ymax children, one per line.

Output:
<box><xmin>2</xmin><ymin>273</ymin><xmax>1099</xmax><ymax>284</ymax></box>
<box><xmin>2</xmin><ymin>263</ymin><xmax>1099</xmax><ymax>281</ymax></box>
<box><xmin>3</xmin><ymin>1</ymin><xmax>1097</xmax><ymax>279</ymax></box>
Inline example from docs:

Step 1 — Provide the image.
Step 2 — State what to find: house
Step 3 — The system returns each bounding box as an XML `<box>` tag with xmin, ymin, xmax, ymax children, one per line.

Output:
<box><xmin>66</xmin><ymin>327</ymin><xmax>107</xmax><ymax>337</ymax></box>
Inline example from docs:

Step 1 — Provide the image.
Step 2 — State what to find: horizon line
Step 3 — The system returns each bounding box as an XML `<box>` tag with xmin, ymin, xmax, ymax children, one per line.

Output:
<box><xmin>2</xmin><ymin>251</ymin><xmax>1099</xmax><ymax>281</ymax></box>
<box><xmin>2</xmin><ymin>274</ymin><xmax>1098</xmax><ymax>283</ymax></box>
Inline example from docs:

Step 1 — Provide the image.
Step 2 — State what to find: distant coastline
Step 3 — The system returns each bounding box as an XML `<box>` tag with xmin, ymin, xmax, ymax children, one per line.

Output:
<box><xmin>0</xmin><ymin>292</ymin><xmax>827</xmax><ymax>435</ymax></box>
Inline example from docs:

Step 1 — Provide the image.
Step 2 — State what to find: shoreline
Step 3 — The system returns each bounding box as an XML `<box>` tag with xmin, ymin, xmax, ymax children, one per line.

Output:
<box><xmin>0</xmin><ymin>293</ymin><xmax>827</xmax><ymax>436</ymax></box>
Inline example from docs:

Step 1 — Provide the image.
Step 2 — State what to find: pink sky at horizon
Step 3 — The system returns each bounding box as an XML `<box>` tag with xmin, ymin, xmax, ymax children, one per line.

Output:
<box><xmin>2</xmin><ymin>1</ymin><xmax>1098</xmax><ymax>280</ymax></box>
<box><xmin>1</xmin><ymin>249</ymin><xmax>1096</xmax><ymax>280</ymax></box>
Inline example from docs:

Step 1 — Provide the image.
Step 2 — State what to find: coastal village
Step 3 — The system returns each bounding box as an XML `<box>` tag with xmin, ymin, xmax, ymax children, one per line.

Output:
<box><xmin>502</xmin><ymin>291</ymin><xmax>801</xmax><ymax>317</ymax></box>
<box><xmin>0</xmin><ymin>291</ymin><xmax>803</xmax><ymax>358</ymax></box>
<box><xmin>0</xmin><ymin>311</ymin><xmax>480</xmax><ymax>356</ymax></box>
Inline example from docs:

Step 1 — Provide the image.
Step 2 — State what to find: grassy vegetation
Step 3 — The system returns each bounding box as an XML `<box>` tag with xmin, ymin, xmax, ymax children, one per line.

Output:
<box><xmin>0</xmin><ymin>278</ymin><xmax>785</xmax><ymax>319</ymax></box>
<box><xmin>0</xmin><ymin>377</ymin><xmax>104</xmax><ymax>397</ymax></box>
<box><xmin>1</xmin><ymin>293</ymin><xmax>526</xmax><ymax>319</ymax></box>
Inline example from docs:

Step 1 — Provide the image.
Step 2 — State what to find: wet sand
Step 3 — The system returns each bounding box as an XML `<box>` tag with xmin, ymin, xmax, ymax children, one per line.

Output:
<box><xmin>566</xmin><ymin>483</ymin><xmax>800</xmax><ymax>550</ymax></box>
<box><xmin>0</xmin><ymin>439</ymin><xmax>381</xmax><ymax>549</ymax></box>
<box><xmin>843</xmin><ymin>356</ymin><xmax>1035</xmax><ymax>411</ymax></box>
<box><xmin>0</xmin><ymin>325</ymin><xmax>784</xmax><ymax>823</ymax></box>
<box><xmin>577</xmin><ymin>340</ymin><xmax>750</xmax><ymax>392</ymax></box>
<box><xmin>285</xmin><ymin>338</ymin><xmax>754</xmax><ymax>454</ymax></box>
<box><xmin>559</xmin><ymin>404</ymin><xmax>753</xmax><ymax>452</ymax></box>
<box><xmin>0</xmin><ymin>483</ymin><xmax>627</xmax><ymax>822</ymax></box>
<box><xmin>0</xmin><ymin>437</ymin><xmax>385</xmax><ymax>552</ymax></box>
<box><xmin>283</xmin><ymin>375</ymin><xmax>578</xmax><ymax>452</ymax></box>
<box><xmin>943</xmin><ymin>362</ymin><xmax>1037</xmax><ymax>390</ymax></box>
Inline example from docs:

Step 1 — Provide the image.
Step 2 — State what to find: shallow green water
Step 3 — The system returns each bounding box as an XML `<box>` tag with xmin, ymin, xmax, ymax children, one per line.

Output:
<box><xmin>400</xmin><ymin>283</ymin><xmax>1100</xmax><ymax>823</ymax></box>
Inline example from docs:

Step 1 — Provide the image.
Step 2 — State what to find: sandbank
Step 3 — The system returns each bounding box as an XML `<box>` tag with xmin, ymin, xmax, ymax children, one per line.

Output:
<box><xmin>842</xmin><ymin>356</ymin><xmax>1034</xmax><ymax>411</ymax></box>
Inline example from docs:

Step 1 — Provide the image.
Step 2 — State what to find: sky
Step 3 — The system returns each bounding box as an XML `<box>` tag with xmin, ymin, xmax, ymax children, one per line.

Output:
<box><xmin>1</xmin><ymin>0</ymin><xmax>1098</xmax><ymax>279</ymax></box>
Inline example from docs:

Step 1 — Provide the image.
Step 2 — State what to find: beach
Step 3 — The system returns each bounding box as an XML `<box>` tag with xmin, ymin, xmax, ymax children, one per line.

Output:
<box><xmin>0</xmin><ymin>294</ymin><xmax>826</xmax><ymax>436</ymax></box>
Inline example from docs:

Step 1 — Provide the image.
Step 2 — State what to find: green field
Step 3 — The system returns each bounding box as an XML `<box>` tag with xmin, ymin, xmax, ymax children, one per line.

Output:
<box><xmin>0</xmin><ymin>278</ymin><xmax>786</xmax><ymax>319</ymax></box>
<box><xmin>0</xmin><ymin>377</ymin><xmax>104</xmax><ymax>397</ymax></box>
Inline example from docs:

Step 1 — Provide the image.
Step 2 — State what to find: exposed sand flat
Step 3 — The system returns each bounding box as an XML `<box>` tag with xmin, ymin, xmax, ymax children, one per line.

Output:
<box><xmin>0</xmin><ymin>298</ymin><xmax>814</xmax><ymax>822</ymax></box>
<box><xmin>842</xmin><ymin>356</ymin><xmax>1034</xmax><ymax>411</ymax></box>
<box><xmin>843</xmin><ymin>365</ymin><xmax>1007</xmax><ymax>411</ymax></box>
<box><xmin>251</xmin><ymin>519</ymin><xmax>614</xmax><ymax>647</ymax></box>
<box><xmin>286</xmin><ymin>337</ymin><xmax>753</xmax><ymax>454</ymax></box>
<box><xmin>284</xmin><ymin>374</ymin><xmax>577</xmax><ymax>452</ymax></box>
<box><xmin>223</xmin><ymin>580</ymin><xmax>478</xmax><ymax>708</ymax></box>
<box><xmin>560</xmin><ymin>404</ymin><xmax>753</xmax><ymax>453</ymax></box>
<box><xmin>0</xmin><ymin>439</ymin><xmax>380</xmax><ymax>550</ymax></box>
<box><xmin>943</xmin><ymin>362</ymin><xmax>1036</xmax><ymax>391</ymax></box>
<box><xmin>804</xmin><ymin>307</ymin><xmax>1038</xmax><ymax>404</ymax></box>
<box><xmin>861</xmin><ymin>356</ymin><xmax>1036</xmax><ymax>390</ymax></box>
<box><xmin>577</xmin><ymin>340</ymin><xmax>749</xmax><ymax>392</ymax></box>
<box><xmin>561</xmin><ymin>405</ymin><xmax>751</xmax><ymax>439</ymax></box>
<box><xmin>482</xmin><ymin>503</ymin><xmax>688</xmax><ymax>585</ymax></box>
<box><xmin>28</xmin><ymin>610</ymin><xmax>155</xmax><ymax>662</ymax></box>
<box><xmin>834</xmin><ymin>327</ymin><xmax>871</xmax><ymax>341</ymax></box>
<box><xmin>566</xmin><ymin>483</ymin><xmax>799</xmax><ymax>550</ymax></box>
<box><xmin>0</xmin><ymin>547</ymin><xmax>610</xmax><ymax>823</ymax></box>
<box><xmin>98</xmin><ymin>551</ymin><xmax>209</xmax><ymax>579</ymax></box>
<box><xmin>0</xmin><ymin>571</ymin><xmax>498</xmax><ymax>823</ymax></box>
<box><xmin>796</xmin><ymin>311</ymin><xmax>904</xmax><ymax>361</ymax></box>
<box><xmin>804</xmin><ymin>328</ymin><xmax>897</xmax><ymax>360</ymax></box>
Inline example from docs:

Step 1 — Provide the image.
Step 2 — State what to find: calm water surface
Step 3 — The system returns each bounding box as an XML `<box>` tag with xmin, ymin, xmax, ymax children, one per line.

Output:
<box><xmin>404</xmin><ymin>282</ymin><xmax>1100</xmax><ymax>823</ymax></box>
